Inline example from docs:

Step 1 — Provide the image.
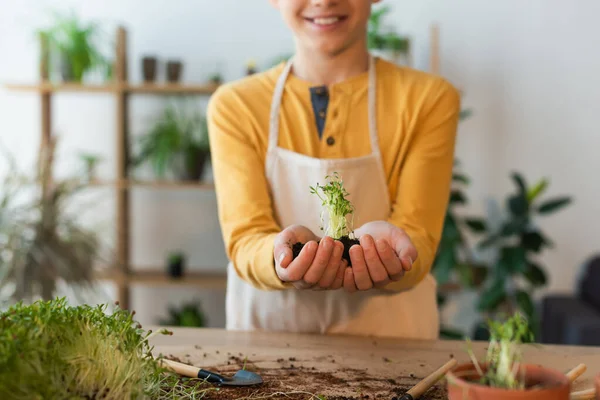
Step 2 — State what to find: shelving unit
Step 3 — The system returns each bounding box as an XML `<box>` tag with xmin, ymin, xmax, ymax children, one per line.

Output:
<box><xmin>3</xmin><ymin>25</ymin><xmax>226</xmax><ymax>310</ymax></box>
<box><xmin>4</xmin><ymin>23</ymin><xmax>445</xmax><ymax>310</ymax></box>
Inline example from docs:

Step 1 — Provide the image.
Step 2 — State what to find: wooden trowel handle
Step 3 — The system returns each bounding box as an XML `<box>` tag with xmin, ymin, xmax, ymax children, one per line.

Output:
<box><xmin>566</xmin><ymin>363</ymin><xmax>587</xmax><ymax>383</ymax></box>
<box><xmin>399</xmin><ymin>358</ymin><xmax>458</xmax><ymax>400</ymax></box>
<box><xmin>160</xmin><ymin>358</ymin><xmax>200</xmax><ymax>378</ymax></box>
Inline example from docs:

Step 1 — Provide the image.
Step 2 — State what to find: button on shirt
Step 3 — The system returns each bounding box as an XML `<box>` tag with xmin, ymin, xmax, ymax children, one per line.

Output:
<box><xmin>207</xmin><ymin>58</ymin><xmax>461</xmax><ymax>291</ymax></box>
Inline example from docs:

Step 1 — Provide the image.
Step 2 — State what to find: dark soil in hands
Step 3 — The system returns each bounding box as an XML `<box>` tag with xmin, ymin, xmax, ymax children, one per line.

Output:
<box><xmin>292</xmin><ymin>235</ymin><xmax>360</xmax><ymax>266</ymax></box>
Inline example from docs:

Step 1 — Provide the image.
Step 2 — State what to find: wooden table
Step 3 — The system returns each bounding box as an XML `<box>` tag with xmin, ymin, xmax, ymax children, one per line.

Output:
<box><xmin>150</xmin><ymin>328</ymin><xmax>600</xmax><ymax>399</ymax></box>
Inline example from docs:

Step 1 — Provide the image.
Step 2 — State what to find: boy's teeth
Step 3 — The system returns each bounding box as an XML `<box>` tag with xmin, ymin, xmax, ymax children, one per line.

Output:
<box><xmin>313</xmin><ymin>17</ymin><xmax>340</xmax><ymax>25</ymax></box>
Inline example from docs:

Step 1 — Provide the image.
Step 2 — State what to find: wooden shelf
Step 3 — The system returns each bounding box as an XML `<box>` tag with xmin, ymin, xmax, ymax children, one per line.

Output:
<box><xmin>97</xmin><ymin>269</ymin><xmax>227</xmax><ymax>289</ymax></box>
<box><xmin>89</xmin><ymin>179</ymin><xmax>215</xmax><ymax>190</ymax></box>
<box><xmin>127</xmin><ymin>83</ymin><xmax>219</xmax><ymax>94</ymax></box>
<box><xmin>4</xmin><ymin>82</ymin><xmax>219</xmax><ymax>95</ymax></box>
<box><xmin>5</xmin><ymin>26</ymin><xmax>224</xmax><ymax>309</ymax></box>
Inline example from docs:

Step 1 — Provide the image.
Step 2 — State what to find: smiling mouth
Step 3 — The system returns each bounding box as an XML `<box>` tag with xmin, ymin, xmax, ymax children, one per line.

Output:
<box><xmin>304</xmin><ymin>16</ymin><xmax>348</xmax><ymax>26</ymax></box>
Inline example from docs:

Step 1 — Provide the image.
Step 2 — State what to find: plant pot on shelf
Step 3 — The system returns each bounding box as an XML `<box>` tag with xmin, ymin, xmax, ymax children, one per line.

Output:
<box><xmin>446</xmin><ymin>362</ymin><xmax>571</xmax><ymax>400</ymax></box>
<box><xmin>179</xmin><ymin>149</ymin><xmax>209</xmax><ymax>182</ymax></box>
<box><xmin>166</xmin><ymin>60</ymin><xmax>183</xmax><ymax>83</ymax></box>
<box><xmin>167</xmin><ymin>252</ymin><xmax>185</xmax><ymax>278</ymax></box>
<box><xmin>60</xmin><ymin>53</ymin><xmax>74</xmax><ymax>82</ymax></box>
<box><xmin>142</xmin><ymin>56</ymin><xmax>157</xmax><ymax>82</ymax></box>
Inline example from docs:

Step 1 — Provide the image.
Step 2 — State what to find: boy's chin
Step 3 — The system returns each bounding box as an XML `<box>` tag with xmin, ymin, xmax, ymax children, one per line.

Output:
<box><xmin>306</xmin><ymin>41</ymin><xmax>353</xmax><ymax>57</ymax></box>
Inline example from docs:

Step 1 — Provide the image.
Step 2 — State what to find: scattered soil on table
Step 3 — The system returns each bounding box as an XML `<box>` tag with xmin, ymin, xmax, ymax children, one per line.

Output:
<box><xmin>292</xmin><ymin>236</ymin><xmax>360</xmax><ymax>267</ymax></box>
<box><xmin>164</xmin><ymin>356</ymin><xmax>447</xmax><ymax>400</ymax></box>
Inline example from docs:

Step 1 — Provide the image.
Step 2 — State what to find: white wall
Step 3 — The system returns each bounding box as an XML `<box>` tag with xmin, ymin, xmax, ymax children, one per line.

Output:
<box><xmin>1</xmin><ymin>0</ymin><xmax>598</xmax><ymax>329</ymax></box>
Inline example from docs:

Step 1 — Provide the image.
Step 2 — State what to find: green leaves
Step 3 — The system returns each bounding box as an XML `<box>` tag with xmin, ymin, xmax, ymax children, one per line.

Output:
<box><xmin>465</xmin><ymin>218</ymin><xmax>486</xmax><ymax>232</ymax></box>
<box><xmin>520</xmin><ymin>230</ymin><xmax>549</xmax><ymax>252</ymax></box>
<box><xmin>450</xmin><ymin>190</ymin><xmax>467</xmax><ymax>204</ymax></box>
<box><xmin>522</xmin><ymin>262</ymin><xmax>547</xmax><ymax>287</ymax></box>
<box><xmin>452</xmin><ymin>173</ymin><xmax>470</xmax><ymax>184</ymax></box>
<box><xmin>497</xmin><ymin>246</ymin><xmax>527</xmax><ymax>274</ymax></box>
<box><xmin>515</xmin><ymin>291</ymin><xmax>535</xmax><ymax>322</ymax></box>
<box><xmin>537</xmin><ymin>196</ymin><xmax>573</xmax><ymax>214</ymax></box>
<box><xmin>310</xmin><ymin>172</ymin><xmax>355</xmax><ymax>239</ymax></box>
<box><xmin>478</xmin><ymin>279</ymin><xmax>507</xmax><ymax>312</ymax></box>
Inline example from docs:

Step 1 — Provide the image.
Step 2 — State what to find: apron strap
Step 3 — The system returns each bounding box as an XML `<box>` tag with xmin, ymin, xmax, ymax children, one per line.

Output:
<box><xmin>268</xmin><ymin>55</ymin><xmax>380</xmax><ymax>158</ymax></box>
<box><xmin>367</xmin><ymin>55</ymin><xmax>381</xmax><ymax>158</ymax></box>
<box><xmin>268</xmin><ymin>58</ymin><xmax>294</xmax><ymax>152</ymax></box>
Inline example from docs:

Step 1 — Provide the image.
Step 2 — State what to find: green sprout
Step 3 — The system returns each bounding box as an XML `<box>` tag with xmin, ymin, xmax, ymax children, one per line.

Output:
<box><xmin>310</xmin><ymin>172</ymin><xmax>355</xmax><ymax>240</ymax></box>
<box><xmin>0</xmin><ymin>297</ymin><xmax>215</xmax><ymax>399</ymax></box>
<box><xmin>466</xmin><ymin>312</ymin><xmax>534</xmax><ymax>390</ymax></box>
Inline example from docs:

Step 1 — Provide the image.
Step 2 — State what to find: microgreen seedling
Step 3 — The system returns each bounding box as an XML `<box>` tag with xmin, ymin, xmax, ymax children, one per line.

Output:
<box><xmin>466</xmin><ymin>312</ymin><xmax>534</xmax><ymax>390</ymax></box>
<box><xmin>310</xmin><ymin>172</ymin><xmax>355</xmax><ymax>240</ymax></box>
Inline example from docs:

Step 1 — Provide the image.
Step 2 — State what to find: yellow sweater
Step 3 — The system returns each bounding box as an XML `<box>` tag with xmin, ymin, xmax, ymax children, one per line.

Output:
<box><xmin>207</xmin><ymin>57</ymin><xmax>461</xmax><ymax>291</ymax></box>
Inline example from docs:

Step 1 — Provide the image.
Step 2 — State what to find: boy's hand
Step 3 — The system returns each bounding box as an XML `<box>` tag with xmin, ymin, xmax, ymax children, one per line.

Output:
<box><xmin>343</xmin><ymin>221</ymin><xmax>417</xmax><ymax>292</ymax></box>
<box><xmin>274</xmin><ymin>225</ymin><xmax>346</xmax><ymax>290</ymax></box>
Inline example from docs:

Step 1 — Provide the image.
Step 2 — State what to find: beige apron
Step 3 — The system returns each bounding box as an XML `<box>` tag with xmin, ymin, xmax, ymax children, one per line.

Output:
<box><xmin>225</xmin><ymin>55</ymin><xmax>439</xmax><ymax>339</ymax></box>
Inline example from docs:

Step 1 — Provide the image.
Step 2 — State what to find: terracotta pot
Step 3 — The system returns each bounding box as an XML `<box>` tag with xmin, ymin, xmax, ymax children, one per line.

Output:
<box><xmin>595</xmin><ymin>373</ymin><xmax>599</xmax><ymax>400</ymax></box>
<box><xmin>447</xmin><ymin>362</ymin><xmax>570</xmax><ymax>400</ymax></box>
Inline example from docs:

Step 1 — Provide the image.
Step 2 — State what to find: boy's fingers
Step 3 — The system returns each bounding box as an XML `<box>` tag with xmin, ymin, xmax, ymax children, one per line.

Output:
<box><xmin>349</xmin><ymin>245</ymin><xmax>373</xmax><ymax>291</ymax></box>
<box><xmin>398</xmin><ymin>245</ymin><xmax>417</xmax><ymax>271</ymax></box>
<box><xmin>318</xmin><ymin>240</ymin><xmax>344</xmax><ymax>288</ymax></box>
<box><xmin>303</xmin><ymin>237</ymin><xmax>334</xmax><ymax>285</ymax></box>
<box><xmin>331</xmin><ymin>259</ymin><xmax>347</xmax><ymax>290</ymax></box>
<box><xmin>283</xmin><ymin>240</ymin><xmax>318</xmax><ymax>282</ymax></box>
<box><xmin>360</xmin><ymin>235</ymin><xmax>389</xmax><ymax>287</ymax></box>
<box><xmin>375</xmin><ymin>239</ymin><xmax>403</xmax><ymax>281</ymax></box>
<box><xmin>343</xmin><ymin>267</ymin><xmax>357</xmax><ymax>293</ymax></box>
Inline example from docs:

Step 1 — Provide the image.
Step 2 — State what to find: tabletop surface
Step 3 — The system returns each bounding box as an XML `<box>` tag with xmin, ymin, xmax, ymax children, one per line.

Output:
<box><xmin>149</xmin><ymin>328</ymin><xmax>600</xmax><ymax>399</ymax></box>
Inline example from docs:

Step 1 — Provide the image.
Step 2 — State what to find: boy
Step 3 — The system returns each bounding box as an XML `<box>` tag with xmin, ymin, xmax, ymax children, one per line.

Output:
<box><xmin>207</xmin><ymin>0</ymin><xmax>460</xmax><ymax>339</ymax></box>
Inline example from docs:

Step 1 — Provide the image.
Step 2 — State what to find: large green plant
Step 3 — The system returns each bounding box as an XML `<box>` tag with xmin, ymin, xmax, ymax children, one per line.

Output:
<box><xmin>131</xmin><ymin>101</ymin><xmax>210</xmax><ymax>180</ymax></box>
<box><xmin>0</xmin><ymin>139</ymin><xmax>104</xmax><ymax>305</ymax></box>
<box><xmin>474</xmin><ymin>173</ymin><xmax>572</xmax><ymax>339</ymax></box>
<box><xmin>38</xmin><ymin>11</ymin><xmax>112</xmax><ymax>82</ymax></box>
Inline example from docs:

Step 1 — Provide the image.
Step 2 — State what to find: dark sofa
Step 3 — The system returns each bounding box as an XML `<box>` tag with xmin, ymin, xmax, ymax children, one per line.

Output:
<box><xmin>540</xmin><ymin>255</ymin><xmax>600</xmax><ymax>346</ymax></box>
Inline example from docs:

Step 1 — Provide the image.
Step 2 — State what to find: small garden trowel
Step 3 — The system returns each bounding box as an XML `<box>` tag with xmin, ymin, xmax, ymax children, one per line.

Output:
<box><xmin>160</xmin><ymin>358</ymin><xmax>263</xmax><ymax>387</ymax></box>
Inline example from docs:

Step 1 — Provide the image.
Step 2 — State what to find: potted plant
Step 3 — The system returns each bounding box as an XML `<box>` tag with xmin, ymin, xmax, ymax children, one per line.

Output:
<box><xmin>291</xmin><ymin>172</ymin><xmax>358</xmax><ymax>265</ymax></box>
<box><xmin>0</xmin><ymin>297</ymin><xmax>214</xmax><ymax>398</ymax></box>
<box><xmin>367</xmin><ymin>5</ymin><xmax>410</xmax><ymax>65</ymax></box>
<box><xmin>78</xmin><ymin>152</ymin><xmax>102</xmax><ymax>183</ymax></box>
<box><xmin>472</xmin><ymin>173</ymin><xmax>573</xmax><ymax>340</ymax></box>
<box><xmin>131</xmin><ymin>101</ymin><xmax>210</xmax><ymax>181</ymax></box>
<box><xmin>0</xmin><ymin>138</ymin><xmax>104</xmax><ymax>304</ymax></box>
<box><xmin>159</xmin><ymin>300</ymin><xmax>207</xmax><ymax>327</ymax></box>
<box><xmin>208</xmin><ymin>72</ymin><xmax>223</xmax><ymax>85</ymax></box>
<box><xmin>166</xmin><ymin>251</ymin><xmax>185</xmax><ymax>278</ymax></box>
<box><xmin>446</xmin><ymin>312</ymin><xmax>571</xmax><ymax>399</ymax></box>
<box><xmin>37</xmin><ymin>11</ymin><xmax>112</xmax><ymax>83</ymax></box>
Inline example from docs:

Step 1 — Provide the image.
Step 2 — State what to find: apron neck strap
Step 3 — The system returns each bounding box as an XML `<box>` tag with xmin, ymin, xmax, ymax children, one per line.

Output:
<box><xmin>268</xmin><ymin>54</ymin><xmax>380</xmax><ymax>156</ymax></box>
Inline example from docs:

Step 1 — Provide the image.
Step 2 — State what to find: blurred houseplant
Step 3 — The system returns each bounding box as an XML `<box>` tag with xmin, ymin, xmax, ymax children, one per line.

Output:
<box><xmin>367</xmin><ymin>5</ymin><xmax>410</xmax><ymax>64</ymax></box>
<box><xmin>472</xmin><ymin>173</ymin><xmax>572</xmax><ymax>340</ymax></box>
<box><xmin>159</xmin><ymin>300</ymin><xmax>206</xmax><ymax>328</ymax></box>
<box><xmin>433</xmin><ymin>108</ymin><xmax>489</xmax><ymax>339</ymax></box>
<box><xmin>78</xmin><ymin>152</ymin><xmax>103</xmax><ymax>183</ymax></box>
<box><xmin>0</xmin><ymin>138</ymin><xmax>104</xmax><ymax>305</ymax></box>
<box><xmin>131</xmin><ymin>101</ymin><xmax>210</xmax><ymax>181</ymax></box>
<box><xmin>37</xmin><ymin>11</ymin><xmax>112</xmax><ymax>82</ymax></box>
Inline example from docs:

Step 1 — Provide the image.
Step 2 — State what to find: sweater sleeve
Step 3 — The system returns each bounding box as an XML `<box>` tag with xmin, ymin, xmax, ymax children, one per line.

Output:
<box><xmin>207</xmin><ymin>86</ymin><xmax>290</xmax><ymax>291</ymax></box>
<box><xmin>385</xmin><ymin>79</ymin><xmax>461</xmax><ymax>291</ymax></box>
